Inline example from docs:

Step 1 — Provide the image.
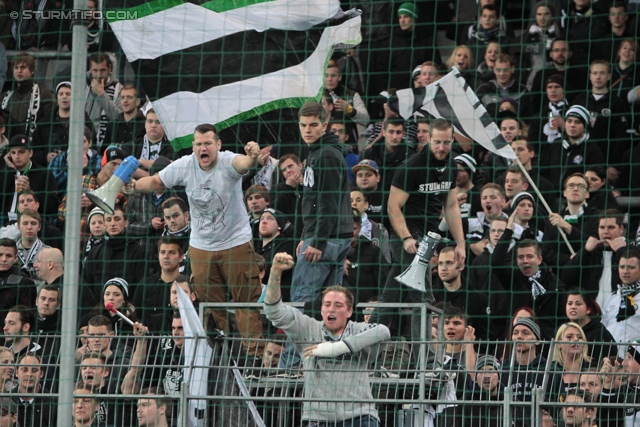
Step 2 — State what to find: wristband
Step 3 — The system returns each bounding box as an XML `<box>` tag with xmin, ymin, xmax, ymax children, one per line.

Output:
<box><xmin>402</xmin><ymin>236</ymin><xmax>413</xmax><ymax>242</ymax></box>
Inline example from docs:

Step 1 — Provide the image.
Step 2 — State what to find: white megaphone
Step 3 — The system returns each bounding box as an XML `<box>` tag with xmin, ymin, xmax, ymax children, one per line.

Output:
<box><xmin>85</xmin><ymin>156</ymin><xmax>139</xmax><ymax>215</ymax></box>
<box><xmin>395</xmin><ymin>232</ymin><xmax>442</xmax><ymax>292</ymax></box>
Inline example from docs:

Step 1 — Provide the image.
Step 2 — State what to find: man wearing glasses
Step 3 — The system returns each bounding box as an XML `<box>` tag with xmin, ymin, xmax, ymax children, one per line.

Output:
<box><xmin>368</xmin><ymin>118</ymin><xmax>466</xmax><ymax>341</ymax></box>
<box><xmin>541</xmin><ymin>173</ymin><xmax>600</xmax><ymax>268</ymax></box>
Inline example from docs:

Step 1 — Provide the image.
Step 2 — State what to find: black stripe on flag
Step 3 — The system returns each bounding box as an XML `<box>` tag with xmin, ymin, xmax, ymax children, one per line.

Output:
<box><xmin>132</xmin><ymin>28</ymin><xmax>325</xmax><ymax>100</ymax></box>
<box><xmin>431</xmin><ymin>86</ymin><xmax>509</xmax><ymax>151</ymax></box>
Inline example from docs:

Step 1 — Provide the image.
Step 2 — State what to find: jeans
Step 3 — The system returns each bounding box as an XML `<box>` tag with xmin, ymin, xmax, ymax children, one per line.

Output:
<box><xmin>290</xmin><ymin>238</ymin><xmax>352</xmax><ymax>302</ymax></box>
<box><xmin>368</xmin><ymin>234</ymin><xmax>435</xmax><ymax>341</ymax></box>
<box><xmin>279</xmin><ymin>237</ymin><xmax>351</xmax><ymax>369</ymax></box>
<box><xmin>302</xmin><ymin>415</ymin><xmax>378</xmax><ymax>427</ymax></box>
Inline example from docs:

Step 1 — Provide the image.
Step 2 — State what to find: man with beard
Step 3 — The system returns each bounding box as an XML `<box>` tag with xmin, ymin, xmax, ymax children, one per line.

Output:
<box><xmin>529</xmin><ymin>39</ymin><xmax>588</xmax><ymax>107</ymax></box>
<box><xmin>85</xmin><ymin>53</ymin><xmax>123</xmax><ymax>152</ymax></box>
<box><xmin>369</xmin><ymin>118</ymin><xmax>465</xmax><ymax>341</ymax></box>
<box><xmin>3</xmin><ymin>306</ymin><xmax>41</xmax><ymax>360</ymax></box>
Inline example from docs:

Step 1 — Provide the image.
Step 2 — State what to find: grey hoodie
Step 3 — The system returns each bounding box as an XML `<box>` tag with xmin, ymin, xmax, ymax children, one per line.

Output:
<box><xmin>264</xmin><ymin>300</ymin><xmax>390</xmax><ymax>423</ymax></box>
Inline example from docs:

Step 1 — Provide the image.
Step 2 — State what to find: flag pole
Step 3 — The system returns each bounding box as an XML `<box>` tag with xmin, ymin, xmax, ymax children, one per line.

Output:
<box><xmin>514</xmin><ymin>158</ymin><xmax>576</xmax><ymax>256</ymax></box>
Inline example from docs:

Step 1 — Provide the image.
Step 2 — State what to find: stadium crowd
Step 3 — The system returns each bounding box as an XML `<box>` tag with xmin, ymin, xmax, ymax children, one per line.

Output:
<box><xmin>0</xmin><ymin>0</ymin><xmax>639</xmax><ymax>426</ymax></box>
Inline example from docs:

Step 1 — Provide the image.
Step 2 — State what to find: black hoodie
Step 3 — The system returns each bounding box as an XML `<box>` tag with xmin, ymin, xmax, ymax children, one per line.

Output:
<box><xmin>300</xmin><ymin>132</ymin><xmax>352</xmax><ymax>251</ymax></box>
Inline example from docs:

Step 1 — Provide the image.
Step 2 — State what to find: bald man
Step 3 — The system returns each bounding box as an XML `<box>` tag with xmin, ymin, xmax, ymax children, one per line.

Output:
<box><xmin>34</xmin><ymin>248</ymin><xmax>64</xmax><ymax>286</ymax></box>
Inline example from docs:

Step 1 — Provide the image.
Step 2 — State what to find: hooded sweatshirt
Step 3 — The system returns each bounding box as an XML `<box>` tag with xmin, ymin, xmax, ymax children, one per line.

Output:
<box><xmin>301</xmin><ymin>132</ymin><xmax>353</xmax><ymax>251</ymax></box>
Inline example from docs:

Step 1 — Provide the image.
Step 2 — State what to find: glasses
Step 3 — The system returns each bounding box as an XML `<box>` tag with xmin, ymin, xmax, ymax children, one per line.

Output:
<box><xmin>566</xmin><ymin>183</ymin><xmax>587</xmax><ymax>190</ymax></box>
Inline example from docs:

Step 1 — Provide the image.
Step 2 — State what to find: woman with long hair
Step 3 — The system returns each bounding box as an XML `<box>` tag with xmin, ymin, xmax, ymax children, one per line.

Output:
<box><xmin>92</xmin><ymin>277</ymin><xmax>138</xmax><ymax>336</ymax></box>
<box><xmin>565</xmin><ymin>289</ymin><xmax>617</xmax><ymax>363</ymax></box>
<box><xmin>446</xmin><ymin>45</ymin><xmax>477</xmax><ymax>89</ymax></box>
<box><xmin>551</xmin><ymin>322</ymin><xmax>591</xmax><ymax>393</ymax></box>
<box><xmin>611</xmin><ymin>38</ymin><xmax>639</xmax><ymax>99</ymax></box>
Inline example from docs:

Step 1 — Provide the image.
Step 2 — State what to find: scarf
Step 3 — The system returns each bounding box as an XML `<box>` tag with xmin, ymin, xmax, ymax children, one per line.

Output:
<box><xmin>562</xmin><ymin>132</ymin><xmax>589</xmax><ymax>150</ymax></box>
<box><xmin>164</xmin><ymin>223</ymin><xmax>190</xmax><ymax>237</ymax></box>
<box><xmin>617</xmin><ymin>281</ymin><xmax>640</xmax><ymax>322</ymax></box>
<box><xmin>8</xmin><ymin>162</ymin><xmax>32</xmax><ymax>221</ymax></box>
<box><xmin>17</xmin><ymin>238</ymin><xmax>43</xmax><ymax>278</ymax></box>
<box><xmin>544</xmin><ymin>101</ymin><xmax>566</xmax><ymax>142</ymax></box>
<box><xmin>1</xmin><ymin>83</ymin><xmax>41</xmax><ymax>140</ymax></box>
<box><xmin>140</xmin><ymin>135</ymin><xmax>163</xmax><ymax>161</ymax></box>
<box><xmin>85</xmin><ymin>235</ymin><xmax>104</xmax><ymax>256</ymax></box>
<box><xmin>471</xmin><ymin>23</ymin><xmax>502</xmax><ymax>44</ymax></box>
<box><xmin>525</xmin><ymin>23</ymin><xmax>558</xmax><ymax>54</ymax></box>
<box><xmin>359</xmin><ymin>213</ymin><xmax>372</xmax><ymax>240</ymax></box>
<box><xmin>529</xmin><ymin>270</ymin><xmax>546</xmax><ymax>300</ymax></box>
<box><xmin>563</xmin><ymin>203</ymin><xmax>585</xmax><ymax>224</ymax></box>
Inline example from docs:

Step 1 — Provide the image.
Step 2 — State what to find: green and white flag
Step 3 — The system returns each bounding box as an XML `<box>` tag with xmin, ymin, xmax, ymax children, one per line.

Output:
<box><xmin>107</xmin><ymin>0</ymin><xmax>361</xmax><ymax>150</ymax></box>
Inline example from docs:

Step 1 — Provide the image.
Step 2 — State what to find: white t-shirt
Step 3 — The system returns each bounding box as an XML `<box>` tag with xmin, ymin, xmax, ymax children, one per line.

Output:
<box><xmin>158</xmin><ymin>152</ymin><xmax>252</xmax><ymax>251</ymax></box>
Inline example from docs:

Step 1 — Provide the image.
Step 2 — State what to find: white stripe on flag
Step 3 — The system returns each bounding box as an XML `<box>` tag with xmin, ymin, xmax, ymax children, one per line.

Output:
<box><xmin>177</xmin><ymin>286</ymin><xmax>212</xmax><ymax>427</ymax></box>
<box><xmin>395</xmin><ymin>69</ymin><xmax>516</xmax><ymax>160</ymax></box>
<box><xmin>112</xmin><ymin>0</ymin><xmax>341</xmax><ymax>61</ymax></box>
<box><xmin>152</xmin><ymin>15</ymin><xmax>362</xmax><ymax>141</ymax></box>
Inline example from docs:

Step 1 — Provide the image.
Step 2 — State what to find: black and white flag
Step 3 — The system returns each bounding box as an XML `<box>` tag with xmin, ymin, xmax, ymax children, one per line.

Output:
<box><xmin>387</xmin><ymin>67</ymin><xmax>516</xmax><ymax>159</ymax></box>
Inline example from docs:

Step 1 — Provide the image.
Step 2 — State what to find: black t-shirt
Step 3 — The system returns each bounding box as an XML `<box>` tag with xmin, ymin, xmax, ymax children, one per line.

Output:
<box><xmin>391</xmin><ymin>148</ymin><xmax>458</xmax><ymax>236</ymax></box>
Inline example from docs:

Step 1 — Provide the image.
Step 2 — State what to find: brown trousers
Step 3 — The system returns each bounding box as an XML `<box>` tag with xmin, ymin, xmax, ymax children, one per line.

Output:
<box><xmin>190</xmin><ymin>241</ymin><xmax>264</xmax><ymax>356</ymax></box>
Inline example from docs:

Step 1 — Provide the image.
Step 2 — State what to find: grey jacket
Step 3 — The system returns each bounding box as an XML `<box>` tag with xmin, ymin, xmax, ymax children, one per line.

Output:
<box><xmin>264</xmin><ymin>300</ymin><xmax>390</xmax><ymax>423</ymax></box>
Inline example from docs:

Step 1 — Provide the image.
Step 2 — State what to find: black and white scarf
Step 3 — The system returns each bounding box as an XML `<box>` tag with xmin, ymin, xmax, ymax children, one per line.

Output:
<box><xmin>529</xmin><ymin>270</ymin><xmax>546</xmax><ymax>300</ymax></box>
<box><xmin>1</xmin><ymin>83</ymin><xmax>41</xmax><ymax>140</ymax></box>
<box><xmin>140</xmin><ymin>135</ymin><xmax>162</xmax><ymax>161</ymax></box>
<box><xmin>17</xmin><ymin>238</ymin><xmax>43</xmax><ymax>278</ymax></box>
<box><xmin>562</xmin><ymin>132</ymin><xmax>589</xmax><ymax>149</ymax></box>
<box><xmin>617</xmin><ymin>281</ymin><xmax>640</xmax><ymax>322</ymax></box>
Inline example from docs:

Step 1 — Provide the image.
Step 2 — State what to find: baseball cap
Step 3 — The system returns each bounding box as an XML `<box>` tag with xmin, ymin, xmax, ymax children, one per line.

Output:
<box><xmin>104</xmin><ymin>147</ymin><xmax>127</xmax><ymax>163</ymax></box>
<box><xmin>352</xmin><ymin>159</ymin><xmax>379</xmax><ymax>175</ymax></box>
<box><xmin>8</xmin><ymin>134</ymin><xmax>29</xmax><ymax>149</ymax></box>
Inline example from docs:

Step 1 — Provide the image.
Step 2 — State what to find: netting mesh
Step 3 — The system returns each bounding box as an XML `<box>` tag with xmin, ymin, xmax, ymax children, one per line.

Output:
<box><xmin>0</xmin><ymin>0</ymin><xmax>639</xmax><ymax>426</ymax></box>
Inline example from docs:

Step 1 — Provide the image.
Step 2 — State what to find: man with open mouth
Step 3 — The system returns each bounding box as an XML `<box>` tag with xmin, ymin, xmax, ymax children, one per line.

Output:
<box><xmin>265</xmin><ymin>252</ymin><xmax>390</xmax><ymax>427</ymax></box>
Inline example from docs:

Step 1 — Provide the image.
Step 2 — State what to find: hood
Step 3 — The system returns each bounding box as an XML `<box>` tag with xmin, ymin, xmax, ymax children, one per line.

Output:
<box><xmin>308</xmin><ymin>132</ymin><xmax>341</xmax><ymax>151</ymax></box>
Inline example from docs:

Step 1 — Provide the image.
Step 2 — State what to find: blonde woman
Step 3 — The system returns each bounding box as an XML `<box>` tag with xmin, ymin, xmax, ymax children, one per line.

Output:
<box><xmin>0</xmin><ymin>347</ymin><xmax>14</xmax><ymax>392</ymax></box>
<box><xmin>445</xmin><ymin>45</ymin><xmax>476</xmax><ymax>88</ymax></box>
<box><xmin>551</xmin><ymin>322</ymin><xmax>591</xmax><ymax>394</ymax></box>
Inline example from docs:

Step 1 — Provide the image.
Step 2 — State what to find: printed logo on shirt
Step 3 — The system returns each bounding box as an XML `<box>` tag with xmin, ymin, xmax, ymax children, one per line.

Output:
<box><xmin>303</xmin><ymin>166</ymin><xmax>315</xmax><ymax>188</ymax></box>
<box><xmin>572</xmin><ymin>155</ymin><xmax>583</xmax><ymax>165</ymax></box>
<box><xmin>418</xmin><ymin>181</ymin><xmax>452</xmax><ymax>194</ymax></box>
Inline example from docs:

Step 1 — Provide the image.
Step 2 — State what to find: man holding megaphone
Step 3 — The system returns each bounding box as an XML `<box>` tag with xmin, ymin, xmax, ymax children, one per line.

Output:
<box><xmin>131</xmin><ymin>123</ymin><xmax>265</xmax><ymax>358</ymax></box>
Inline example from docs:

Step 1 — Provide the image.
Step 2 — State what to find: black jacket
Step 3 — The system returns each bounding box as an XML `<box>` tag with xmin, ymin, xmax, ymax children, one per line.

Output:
<box><xmin>256</xmin><ymin>235</ymin><xmax>295</xmax><ymax>302</ymax></box>
<box><xmin>0</xmin><ymin>265</ymin><xmax>35</xmax><ymax>329</ymax></box>
<box><xmin>0</xmin><ymin>161</ymin><xmax>58</xmax><ymax>223</ymax></box>
<box><xmin>541</xmin><ymin>203</ymin><xmax>600</xmax><ymax>269</ymax></box>
<box><xmin>82</xmin><ymin>234</ymin><xmax>146</xmax><ymax>311</ymax></box>
<box><xmin>469</xmin><ymin>247</ymin><xmax>509</xmax><ymax>339</ymax></box>
<box><xmin>572</xmin><ymin>91</ymin><xmax>631</xmax><ymax>165</ymax></box>
<box><xmin>30</xmin><ymin>107</ymin><xmax>95</xmax><ymax>166</ymax></box>
<box><xmin>492</xmin><ymin>228</ymin><xmax>566</xmax><ymax>340</ymax></box>
<box><xmin>273</xmin><ymin>182</ymin><xmax>303</xmax><ymax>239</ymax></box>
<box><xmin>362</xmin><ymin>140</ymin><xmax>416</xmax><ymax>193</ymax></box>
<box><xmin>342</xmin><ymin>237</ymin><xmax>389</xmax><ymax>320</ymax></box>
<box><xmin>0</xmin><ymin>79</ymin><xmax>54</xmax><ymax>140</ymax></box>
<box><xmin>540</xmin><ymin>136</ymin><xmax>604</xmax><ymax>191</ymax></box>
<box><xmin>132</xmin><ymin>273</ymin><xmax>173</xmax><ymax>325</ymax></box>
<box><xmin>560</xmin><ymin>246</ymin><xmax>623</xmax><ymax>299</ymax></box>
<box><xmin>300</xmin><ymin>133</ymin><xmax>352</xmax><ymax>251</ymax></box>
<box><xmin>105</xmin><ymin>111</ymin><xmax>146</xmax><ymax>152</ymax></box>
<box><xmin>581</xmin><ymin>317</ymin><xmax>617</xmax><ymax>363</ymax></box>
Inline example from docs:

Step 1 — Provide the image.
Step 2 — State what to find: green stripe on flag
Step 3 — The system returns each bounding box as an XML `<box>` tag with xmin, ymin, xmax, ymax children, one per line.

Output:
<box><xmin>169</xmin><ymin>91</ymin><xmax>323</xmax><ymax>151</ymax></box>
<box><xmin>108</xmin><ymin>0</ymin><xmax>275</xmax><ymax>22</ymax></box>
